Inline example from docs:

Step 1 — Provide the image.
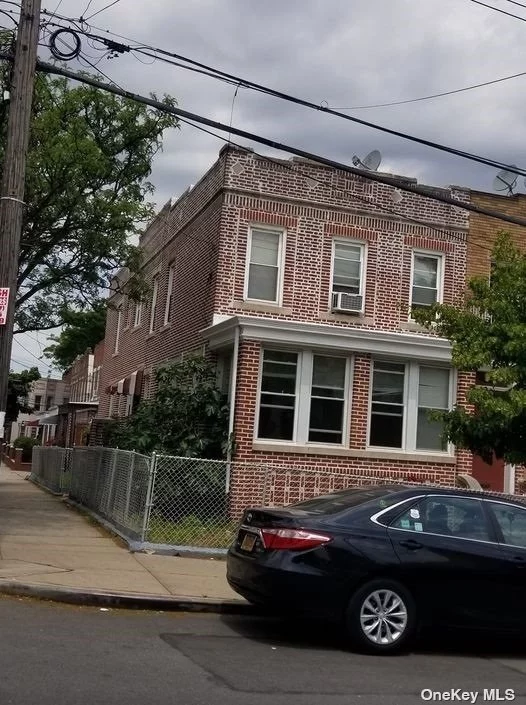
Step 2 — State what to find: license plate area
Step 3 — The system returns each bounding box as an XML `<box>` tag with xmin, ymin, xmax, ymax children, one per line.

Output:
<box><xmin>237</xmin><ymin>527</ymin><xmax>260</xmax><ymax>553</ymax></box>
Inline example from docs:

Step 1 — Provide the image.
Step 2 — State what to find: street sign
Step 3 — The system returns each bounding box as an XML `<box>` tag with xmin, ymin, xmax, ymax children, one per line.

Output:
<box><xmin>0</xmin><ymin>288</ymin><xmax>9</xmax><ymax>325</ymax></box>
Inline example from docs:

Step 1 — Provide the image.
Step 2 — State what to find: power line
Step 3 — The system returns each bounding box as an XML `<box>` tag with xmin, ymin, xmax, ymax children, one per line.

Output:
<box><xmin>38</xmin><ymin>12</ymin><xmax>526</xmax><ymax>178</ymax></box>
<box><xmin>467</xmin><ymin>0</ymin><xmax>526</xmax><ymax>21</ymax></box>
<box><xmin>177</xmin><ymin>114</ymin><xmax>497</xmax><ymax>257</ymax></box>
<box><xmin>27</xmin><ymin>55</ymin><xmax>526</xmax><ymax>230</ymax></box>
<box><xmin>12</xmin><ymin>336</ymin><xmax>53</xmax><ymax>369</ymax></box>
<box><xmin>503</xmin><ymin>0</ymin><xmax>526</xmax><ymax>9</ymax></box>
<box><xmin>84</xmin><ymin>0</ymin><xmax>120</xmax><ymax>21</ymax></box>
<box><xmin>333</xmin><ymin>68</ymin><xmax>526</xmax><ymax>110</ymax></box>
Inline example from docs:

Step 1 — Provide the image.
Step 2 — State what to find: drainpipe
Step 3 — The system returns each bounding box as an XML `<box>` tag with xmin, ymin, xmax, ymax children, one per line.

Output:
<box><xmin>225</xmin><ymin>326</ymin><xmax>240</xmax><ymax>494</ymax></box>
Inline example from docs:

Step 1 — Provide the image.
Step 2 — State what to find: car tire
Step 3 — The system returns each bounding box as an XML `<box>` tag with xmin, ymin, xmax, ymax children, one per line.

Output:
<box><xmin>345</xmin><ymin>578</ymin><xmax>417</xmax><ymax>655</ymax></box>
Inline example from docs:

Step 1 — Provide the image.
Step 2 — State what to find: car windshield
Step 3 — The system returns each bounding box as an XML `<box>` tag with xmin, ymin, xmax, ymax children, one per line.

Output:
<box><xmin>289</xmin><ymin>486</ymin><xmax>405</xmax><ymax>515</ymax></box>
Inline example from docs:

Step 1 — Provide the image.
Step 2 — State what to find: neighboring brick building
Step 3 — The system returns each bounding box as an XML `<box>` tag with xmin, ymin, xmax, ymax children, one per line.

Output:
<box><xmin>15</xmin><ymin>377</ymin><xmax>70</xmax><ymax>444</ymax></box>
<box><xmin>57</xmin><ymin>341</ymin><xmax>104</xmax><ymax>446</ymax></box>
<box><xmin>99</xmin><ymin>145</ymin><xmax>479</xmax><ymax>511</ymax></box>
<box><xmin>464</xmin><ymin>190</ymin><xmax>526</xmax><ymax>492</ymax></box>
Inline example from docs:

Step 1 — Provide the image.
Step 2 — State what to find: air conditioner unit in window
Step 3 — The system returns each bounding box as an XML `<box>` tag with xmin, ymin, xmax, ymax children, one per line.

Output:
<box><xmin>332</xmin><ymin>292</ymin><xmax>363</xmax><ymax>314</ymax></box>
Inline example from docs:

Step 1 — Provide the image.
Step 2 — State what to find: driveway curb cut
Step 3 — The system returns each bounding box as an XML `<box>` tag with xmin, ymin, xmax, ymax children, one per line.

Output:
<box><xmin>0</xmin><ymin>581</ymin><xmax>255</xmax><ymax>614</ymax></box>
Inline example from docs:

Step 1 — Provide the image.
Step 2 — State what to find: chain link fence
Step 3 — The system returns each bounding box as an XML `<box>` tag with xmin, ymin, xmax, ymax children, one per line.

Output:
<box><xmin>31</xmin><ymin>446</ymin><xmax>482</xmax><ymax>552</ymax></box>
<box><xmin>31</xmin><ymin>446</ymin><xmax>72</xmax><ymax>494</ymax></box>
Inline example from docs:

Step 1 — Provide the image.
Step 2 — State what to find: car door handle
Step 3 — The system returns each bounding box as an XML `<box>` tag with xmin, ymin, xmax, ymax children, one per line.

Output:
<box><xmin>512</xmin><ymin>556</ymin><xmax>526</xmax><ymax>568</ymax></box>
<box><xmin>399</xmin><ymin>539</ymin><xmax>423</xmax><ymax>550</ymax></box>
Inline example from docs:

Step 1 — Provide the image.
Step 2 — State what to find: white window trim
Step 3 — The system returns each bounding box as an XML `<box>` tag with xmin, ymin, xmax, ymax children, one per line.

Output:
<box><xmin>163</xmin><ymin>264</ymin><xmax>175</xmax><ymax>327</ymax></box>
<box><xmin>254</xmin><ymin>348</ymin><xmax>352</xmax><ymax>448</ymax></box>
<box><xmin>149</xmin><ymin>276</ymin><xmax>159</xmax><ymax>333</ymax></box>
<box><xmin>244</xmin><ymin>225</ymin><xmax>286</xmax><ymax>306</ymax></box>
<box><xmin>367</xmin><ymin>359</ymin><xmax>455</xmax><ymax>456</ymax></box>
<box><xmin>133</xmin><ymin>301</ymin><xmax>142</xmax><ymax>328</ymax></box>
<box><xmin>329</xmin><ymin>239</ymin><xmax>367</xmax><ymax>310</ymax></box>
<box><xmin>409</xmin><ymin>250</ymin><xmax>444</xmax><ymax>318</ymax></box>
<box><xmin>114</xmin><ymin>308</ymin><xmax>122</xmax><ymax>354</ymax></box>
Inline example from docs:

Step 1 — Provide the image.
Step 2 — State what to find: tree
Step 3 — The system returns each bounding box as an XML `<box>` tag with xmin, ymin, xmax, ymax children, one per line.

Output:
<box><xmin>414</xmin><ymin>232</ymin><xmax>526</xmax><ymax>464</ymax></box>
<box><xmin>108</xmin><ymin>356</ymin><xmax>230</xmax><ymax>458</ymax></box>
<box><xmin>6</xmin><ymin>366</ymin><xmax>40</xmax><ymax>433</ymax></box>
<box><xmin>0</xmin><ymin>61</ymin><xmax>178</xmax><ymax>333</ymax></box>
<box><xmin>43</xmin><ymin>300</ymin><xmax>107</xmax><ymax>371</ymax></box>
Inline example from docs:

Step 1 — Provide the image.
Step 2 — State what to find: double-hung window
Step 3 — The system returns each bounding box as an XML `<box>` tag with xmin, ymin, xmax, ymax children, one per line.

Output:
<box><xmin>257</xmin><ymin>350</ymin><xmax>349</xmax><ymax>445</ymax></box>
<box><xmin>133</xmin><ymin>301</ymin><xmax>142</xmax><ymax>328</ymax></box>
<box><xmin>331</xmin><ymin>241</ymin><xmax>365</xmax><ymax>311</ymax></box>
<box><xmin>149</xmin><ymin>276</ymin><xmax>159</xmax><ymax>333</ymax></box>
<box><xmin>245</xmin><ymin>227</ymin><xmax>284</xmax><ymax>303</ymax></box>
<box><xmin>411</xmin><ymin>252</ymin><xmax>443</xmax><ymax>311</ymax></box>
<box><xmin>369</xmin><ymin>361</ymin><xmax>452</xmax><ymax>453</ymax></box>
<box><xmin>164</xmin><ymin>264</ymin><xmax>175</xmax><ymax>326</ymax></box>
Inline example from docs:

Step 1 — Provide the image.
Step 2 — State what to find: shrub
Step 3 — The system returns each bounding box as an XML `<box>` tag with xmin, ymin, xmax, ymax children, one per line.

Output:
<box><xmin>13</xmin><ymin>436</ymin><xmax>41</xmax><ymax>461</ymax></box>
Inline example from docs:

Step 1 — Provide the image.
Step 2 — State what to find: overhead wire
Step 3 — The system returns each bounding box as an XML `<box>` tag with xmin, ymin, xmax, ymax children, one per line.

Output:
<box><xmin>84</xmin><ymin>0</ymin><xmax>121</xmax><ymax>22</ymax></box>
<box><xmin>467</xmin><ymin>0</ymin><xmax>526</xmax><ymax>21</ymax></box>
<box><xmin>12</xmin><ymin>337</ymin><xmax>54</xmax><ymax>370</ymax></box>
<box><xmin>38</xmin><ymin>11</ymin><xmax>526</xmax><ymax>178</ymax></box>
<box><xmin>333</xmin><ymin>68</ymin><xmax>526</xmax><ymax>110</ymax></box>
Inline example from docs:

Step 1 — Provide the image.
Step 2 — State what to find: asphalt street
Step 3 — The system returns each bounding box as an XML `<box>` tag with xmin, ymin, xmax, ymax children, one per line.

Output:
<box><xmin>2</xmin><ymin>595</ymin><xmax>526</xmax><ymax>705</ymax></box>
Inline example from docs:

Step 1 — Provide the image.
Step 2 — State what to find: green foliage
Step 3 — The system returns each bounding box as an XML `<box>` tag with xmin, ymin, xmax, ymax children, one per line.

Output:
<box><xmin>413</xmin><ymin>232</ymin><xmax>526</xmax><ymax>464</ymax></box>
<box><xmin>0</xmin><ymin>71</ymin><xmax>179</xmax><ymax>333</ymax></box>
<box><xmin>147</xmin><ymin>515</ymin><xmax>237</xmax><ymax>548</ymax></box>
<box><xmin>43</xmin><ymin>300</ymin><xmax>107</xmax><ymax>370</ymax></box>
<box><xmin>7</xmin><ymin>367</ymin><xmax>40</xmax><ymax>430</ymax></box>
<box><xmin>108</xmin><ymin>355</ymin><xmax>229</xmax><ymax>458</ymax></box>
<box><xmin>13</xmin><ymin>435</ymin><xmax>40</xmax><ymax>461</ymax></box>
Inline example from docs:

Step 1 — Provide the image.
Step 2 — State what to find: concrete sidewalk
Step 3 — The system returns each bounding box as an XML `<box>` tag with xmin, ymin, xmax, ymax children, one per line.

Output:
<box><xmin>0</xmin><ymin>465</ymin><xmax>248</xmax><ymax>611</ymax></box>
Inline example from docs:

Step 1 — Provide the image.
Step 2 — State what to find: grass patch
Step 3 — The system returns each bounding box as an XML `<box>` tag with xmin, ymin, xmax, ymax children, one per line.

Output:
<box><xmin>147</xmin><ymin>514</ymin><xmax>237</xmax><ymax>548</ymax></box>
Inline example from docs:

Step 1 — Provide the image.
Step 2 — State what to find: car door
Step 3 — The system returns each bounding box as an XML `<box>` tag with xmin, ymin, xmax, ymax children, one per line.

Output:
<box><xmin>386</xmin><ymin>494</ymin><xmax>505</xmax><ymax>629</ymax></box>
<box><xmin>482</xmin><ymin>500</ymin><xmax>526</xmax><ymax>631</ymax></box>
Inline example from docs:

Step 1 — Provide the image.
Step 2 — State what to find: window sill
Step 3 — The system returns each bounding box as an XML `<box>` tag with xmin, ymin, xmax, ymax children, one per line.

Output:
<box><xmin>321</xmin><ymin>312</ymin><xmax>374</xmax><ymax>325</ymax></box>
<box><xmin>159</xmin><ymin>323</ymin><xmax>171</xmax><ymax>332</ymax></box>
<box><xmin>252</xmin><ymin>442</ymin><xmax>456</xmax><ymax>464</ymax></box>
<box><xmin>234</xmin><ymin>299</ymin><xmax>292</xmax><ymax>315</ymax></box>
<box><xmin>399</xmin><ymin>321</ymin><xmax>427</xmax><ymax>332</ymax></box>
<box><xmin>146</xmin><ymin>332</ymin><xmax>156</xmax><ymax>339</ymax></box>
<box><xmin>112</xmin><ymin>352</ymin><xmax>119</xmax><ymax>358</ymax></box>
<box><xmin>362</xmin><ymin>448</ymin><xmax>456</xmax><ymax>464</ymax></box>
<box><xmin>131</xmin><ymin>325</ymin><xmax>142</xmax><ymax>332</ymax></box>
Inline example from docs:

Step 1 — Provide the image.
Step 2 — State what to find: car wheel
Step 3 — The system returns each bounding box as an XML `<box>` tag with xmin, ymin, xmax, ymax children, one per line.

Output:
<box><xmin>345</xmin><ymin>579</ymin><xmax>417</xmax><ymax>655</ymax></box>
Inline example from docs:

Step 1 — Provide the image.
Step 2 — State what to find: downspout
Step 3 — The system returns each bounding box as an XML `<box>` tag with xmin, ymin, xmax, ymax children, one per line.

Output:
<box><xmin>225</xmin><ymin>326</ymin><xmax>240</xmax><ymax>494</ymax></box>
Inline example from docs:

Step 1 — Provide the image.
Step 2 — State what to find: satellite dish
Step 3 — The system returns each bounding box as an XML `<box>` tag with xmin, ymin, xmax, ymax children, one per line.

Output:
<box><xmin>493</xmin><ymin>167</ymin><xmax>518</xmax><ymax>195</ymax></box>
<box><xmin>392</xmin><ymin>189</ymin><xmax>403</xmax><ymax>204</ymax></box>
<box><xmin>352</xmin><ymin>149</ymin><xmax>382</xmax><ymax>171</ymax></box>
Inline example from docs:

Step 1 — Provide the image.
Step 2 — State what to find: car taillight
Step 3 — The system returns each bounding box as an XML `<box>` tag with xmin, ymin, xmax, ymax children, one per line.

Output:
<box><xmin>260</xmin><ymin>528</ymin><xmax>332</xmax><ymax>551</ymax></box>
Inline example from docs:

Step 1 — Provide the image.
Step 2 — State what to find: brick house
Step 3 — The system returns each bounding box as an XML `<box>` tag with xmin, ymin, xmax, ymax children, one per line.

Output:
<box><xmin>57</xmin><ymin>341</ymin><xmax>104</xmax><ymax>446</ymax></box>
<box><xmin>97</xmin><ymin>145</ymin><xmax>490</xmax><ymax>511</ymax></box>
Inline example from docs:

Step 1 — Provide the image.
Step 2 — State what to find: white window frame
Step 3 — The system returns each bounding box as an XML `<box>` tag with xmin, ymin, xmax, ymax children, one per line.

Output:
<box><xmin>254</xmin><ymin>349</ymin><xmax>352</xmax><ymax>447</ymax></box>
<box><xmin>163</xmin><ymin>264</ymin><xmax>175</xmax><ymax>326</ymax></box>
<box><xmin>367</xmin><ymin>359</ymin><xmax>454</xmax><ymax>455</ymax></box>
<box><xmin>330</xmin><ymin>239</ymin><xmax>366</xmax><ymax>307</ymax></box>
<box><xmin>133</xmin><ymin>301</ymin><xmax>142</xmax><ymax>328</ymax></box>
<box><xmin>244</xmin><ymin>226</ymin><xmax>285</xmax><ymax>305</ymax></box>
<box><xmin>149</xmin><ymin>276</ymin><xmax>159</xmax><ymax>333</ymax></box>
<box><xmin>114</xmin><ymin>308</ymin><xmax>122</xmax><ymax>354</ymax></box>
<box><xmin>409</xmin><ymin>250</ymin><xmax>444</xmax><ymax>316</ymax></box>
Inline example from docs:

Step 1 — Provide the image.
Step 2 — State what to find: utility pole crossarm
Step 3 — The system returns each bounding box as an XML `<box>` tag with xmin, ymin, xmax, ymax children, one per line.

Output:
<box><xmin>0</xmin><ymin>0</ymin><xmax>41</xmax><ymax>439</ymax></box>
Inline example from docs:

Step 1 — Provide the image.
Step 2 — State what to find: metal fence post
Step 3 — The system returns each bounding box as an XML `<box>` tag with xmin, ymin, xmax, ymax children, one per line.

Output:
<box><xmin>105</xmin><ymin>447</ymin><xmax>119</xmax><ymax>515</ymax></box>
<box><xmin>141</xmin><ymin>451</ymin><xmax>158</xmax><ymax>543</ymax></box>
<box><xmin>124</xmin><ymin>451</ymin><xmax>135</xmax><ymax>520</ymax></box>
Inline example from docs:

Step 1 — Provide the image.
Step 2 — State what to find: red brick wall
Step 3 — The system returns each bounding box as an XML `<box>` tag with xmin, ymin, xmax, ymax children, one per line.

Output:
<box><xmin>214</xmin><ymin>150</ymin><xmax>468</xmax><ymax>331</ymax></box>
<box><xmin>98</xmin><ymin>180</ymin><xmax>225</xmax><ymax>416</ymax></box>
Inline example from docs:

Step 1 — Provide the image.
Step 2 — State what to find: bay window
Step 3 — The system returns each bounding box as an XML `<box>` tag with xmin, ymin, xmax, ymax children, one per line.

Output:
<box><xmin>257</xmin><ymin>350</ymin><xmax>349</xmax><ymax>445</ymax></box>
<box><xmin>369</xmin><ymin>360</ymin><xmax>452</xmax><ymax>453</ymax></box>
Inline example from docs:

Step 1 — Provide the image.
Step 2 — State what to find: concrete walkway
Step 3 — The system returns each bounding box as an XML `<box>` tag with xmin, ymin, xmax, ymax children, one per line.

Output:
<box><xmin>0</xmin><ymin>465</ymin><xmax>247</xmax><ymax>610</ymax></box>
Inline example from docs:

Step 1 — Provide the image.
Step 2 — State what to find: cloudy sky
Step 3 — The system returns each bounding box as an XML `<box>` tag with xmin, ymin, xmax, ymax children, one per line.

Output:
<box><xmin>9</xmin><ymin>0</ymin><xmax>526</xmax><ymax>374</ymax></box>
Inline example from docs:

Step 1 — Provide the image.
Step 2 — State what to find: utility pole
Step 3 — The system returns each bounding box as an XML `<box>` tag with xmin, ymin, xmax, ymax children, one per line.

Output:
<box><xmin>0</xmin><ymin>0</ymin><xmax>41</xmax><ymax>439</ymax></box>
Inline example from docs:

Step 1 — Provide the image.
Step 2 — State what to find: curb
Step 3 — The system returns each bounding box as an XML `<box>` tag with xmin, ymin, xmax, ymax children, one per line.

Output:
<box><xmin>0</xmin><ymin>580</ymin><xmax>255</xmax><ymax>614</ymax></box>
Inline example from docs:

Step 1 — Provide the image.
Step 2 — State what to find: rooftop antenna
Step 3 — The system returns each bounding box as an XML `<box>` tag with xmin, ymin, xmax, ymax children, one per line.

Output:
<box><xmin>352</xmin><ymin>149</ymin><xmax>382</xmax><ymax>171</ymax></box>
<box><xmin>493</xmin><ymin>167</ymin><xmax>518</xmax><ymax>196</ymax></box>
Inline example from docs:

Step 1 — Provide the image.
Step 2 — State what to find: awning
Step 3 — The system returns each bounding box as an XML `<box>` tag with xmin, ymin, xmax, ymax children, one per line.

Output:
<box><xmin>106</xmin><ymin>371</ymin><xmax>144</xmax><ymax>397</ymax></box>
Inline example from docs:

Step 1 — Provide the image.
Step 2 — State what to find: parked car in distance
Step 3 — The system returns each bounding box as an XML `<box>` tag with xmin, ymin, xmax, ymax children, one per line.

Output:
<box><xmin>227</xmin><ymin>484</ymin><xmax>526</xmax><ymax>654</ymax></box>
